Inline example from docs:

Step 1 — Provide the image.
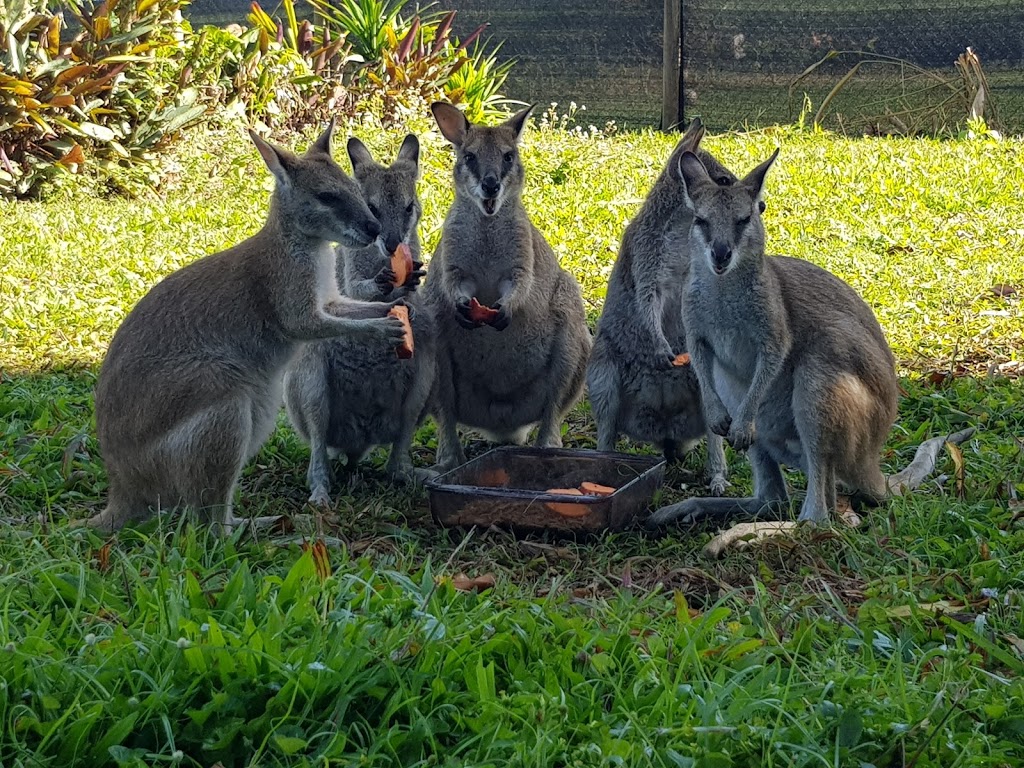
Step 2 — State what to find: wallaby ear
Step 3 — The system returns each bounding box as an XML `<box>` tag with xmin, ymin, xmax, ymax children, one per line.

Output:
<box><xmin>250</xmin><ymin>129</ymin><xmax>294</xmax><ymax>189</ymax></box>
<box><xmin>431</xmin><ymin>102</ymin><xmax>469</xmax><ymax>146</ymax></box>
<box><xmin>677</xmin><ymin>150</ymin><xmax>711</xmax><ymax>189</ymax></box>
<box><xmin>505</xmin><ymin>104</ymin><xmax>535</xmax><ymax>143</ymax></box>
<box><xmin>310</xmin><ymin>117</ymin><xmax>336</xmax><ymax>156</ymax></box>
<box><xmin>347</xmin><ymin>137</ymin><xmax>375</xmax><ymax>176</ymax></box>
<box><xmin>677</xmin><ymin>116</ymin><xmax>705</xmax><ymax>155</ymax></box>
<box><xmin>742</xmin><ymin>148</ymin><xmax>780</xmax><ymax>202</ymax></box>
<box><xmin>670</xmin><ymin>117</ymin><xmax>705</xmax><ymax>183</ymax></box>
<box><xmin>396</xmin><ymin>133</ymin><xmax>420</xmax><ymax>171</ymax></box>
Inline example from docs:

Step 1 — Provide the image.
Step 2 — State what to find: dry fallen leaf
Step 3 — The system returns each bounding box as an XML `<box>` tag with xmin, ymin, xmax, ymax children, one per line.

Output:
<box><xmin>92</xmin><ymin>541</ymin><xmax>111</xmax><ymax>574</ymax></box>
<box><xmin>989</xmin><ymin>283</ymin><xmax>1019</xmax><ymax>298</ymax></box>
<box><xmin>1004</xmin><ymin>633</ymin><xmax>1024</xmax><ymax>657</ymax></box>
<box><xmin>945</xmin><ymin>440</ymin><xmax>966</xmax><ymax>498</ymax></box>
<box><xmin>885</xmin><ymin>601</ymin><xmax>965</xmax><ymax>619</ymax></box>
<box><xmin>452</xmin><ymin>573</ymin><xmax>496</xmax><ymax>592</ymax></box>
<box><xmin>301</xmin><ymin>538</ymin><xmax>331</xmax><ymax>581</ymax></box>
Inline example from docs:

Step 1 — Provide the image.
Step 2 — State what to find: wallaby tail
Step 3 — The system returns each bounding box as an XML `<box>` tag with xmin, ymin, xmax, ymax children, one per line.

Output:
<box><xmin>885</xmin><ymin>427</ymin><xmax>976</xmax><ymax>497</ymax></box>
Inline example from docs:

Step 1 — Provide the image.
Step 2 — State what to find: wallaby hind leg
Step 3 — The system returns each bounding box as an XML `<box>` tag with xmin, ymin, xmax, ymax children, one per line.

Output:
<box><xmin>286</xmin><ymin>361</ymin><xmax>334</xmax><ymax>506</ymax></box>
<box><xmin>798</xmin><ymin>456</ymin><xmax>837</xmax><ymax>525</ymax></box>
<box><xmin>86</xmin><ymin>486</ymin><xmax>151</xmax><ymax>532</ymax></box>
<box><xmin>431</xmin><ymin>347</ymin><xmax>467</xmax><ymax>471</ymax></box>
<box><xmin>704</xmin><ymin>432</ymin><xmax>729</xmax><ymax>496</ymax></box>
<box><xmin>170</xmin><ymin>401</ymin><xmax>251</xmax><ymax>533</ymax></box>
<box><xmin>536</xmin><ymin>319</ymin><xmax>588</xmax><ymax>449</ymax></box>
<box><xmin>387</xmin><ymin>378</ymin><xmax>437</xmax><ymax>485</ymax></box>
<box><xmin>587</xmin><ymin>354</ymin><xmax>621</xmax><ymax>453</ymax></box>
<box><xmin>647</xmin><ymin>443</ymin><xmax>788</xmax><ymax>529</ymax></box>
<box><xmin>305</xmin><ymin>432</ymin><xmax>334</xmax><ymax>507</ymax></box>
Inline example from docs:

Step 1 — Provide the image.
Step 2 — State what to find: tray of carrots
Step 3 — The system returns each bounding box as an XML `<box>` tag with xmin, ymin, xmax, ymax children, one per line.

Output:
<box><xmin>425</xmin><ymin>447</ymin><xmax>666</xmax><ymax>533</ymax></box>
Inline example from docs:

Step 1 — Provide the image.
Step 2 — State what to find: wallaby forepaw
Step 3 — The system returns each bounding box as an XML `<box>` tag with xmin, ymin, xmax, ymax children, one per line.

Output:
<box><xmin>375</xmin><ymin>266</ymin><xmax>398</xmax><ymax>294</ymax></box>
<box><xmin>490</xmin><ymin>303</ymin><xmax>511</xmax><ymax>331</ymax></box>
<box><xmin>707</xmin><ymin>412</ymin><xmax>732</xmax><ymax>438</ymax></box>
<box><xmin>403</xmin><ymin>268</ymin><xmax>426</xmax><ymax>290</ymax></box>
<box><xmin>727</xmin><ymin>421</ymin><xmax>755</xmax><ymax>452</ymax></box>
<box><xmin>453</xmin><ymin>298</ymin><xmax>485</xmax><ymax>330</ymax></box>
<box><xmin>707</xmin><ymin>473</ymin><xmax>730</xmax><ymax>497</ymax></box>
<box><xmin>376</xmin><ymin>315</ymin><xmax>409</xmax><ymax>345</ymax></box>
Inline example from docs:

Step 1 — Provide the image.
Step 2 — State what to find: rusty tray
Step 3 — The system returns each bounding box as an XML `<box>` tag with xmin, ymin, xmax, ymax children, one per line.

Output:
<box><xmin>426</xmin><ymin>447</ymin><xmax>666</xmax><ymax>534</ymax></box>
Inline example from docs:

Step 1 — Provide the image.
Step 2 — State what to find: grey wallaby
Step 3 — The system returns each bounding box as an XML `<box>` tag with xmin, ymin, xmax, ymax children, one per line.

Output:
<box><xmin>283</xmin><ymin>134</ymin><xmax>437</xmax><ymax>504</ymax></box>
<box><xmin>89</xmin><ymin>122</ymin><xmax>408</xmax><ymax>533</ymax></box>
<box><xmin>648</xmin><ymin>148</ymin><xmax>899</xmax><ymax>528</ymax></box>
<box><xmin>587</xmin><ymin>117</ymin><xmax>746</xmax><ymax>493</ymax></box>
<box><xmin>425</xmin><ymin>102</ymin><xmax>592</xmax><ymax>470</ymax></box>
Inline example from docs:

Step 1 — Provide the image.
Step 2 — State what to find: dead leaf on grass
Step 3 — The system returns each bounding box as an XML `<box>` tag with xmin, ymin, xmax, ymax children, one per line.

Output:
<box><xmin>451</xmin><ymin>572</ymin><xmax>496</xmax><ymax>592</ymax></box>
<box><xmin>1004</xmin><ymin>633</ymin><xmax>1024</xmax><ymax>657</ymax></box>
<box><xmin>300</xmin><ymin>538</ymin><xmax>331</xmax><ymax>581</ymax></box>
<box><xmin>91</xmin><ymin>541</ymin><xmax>111</xmax><ymax>573</ymax></box>
<box><xmin>945</xmin><ymin>440</ymin><xmax>966</xmax><ymax>498</ymax></box>
<box><xmin>989</xmin><ymin>283</ymin><xmax>1019</xmax><ymax>298</ymax></box>
<box><xmin>885</xmin><ymin>601</ymin><xmax>966</xmax><ymax>619</ymax></box>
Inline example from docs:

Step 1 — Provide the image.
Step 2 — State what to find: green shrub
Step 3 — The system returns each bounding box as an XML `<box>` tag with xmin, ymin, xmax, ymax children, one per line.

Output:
<box><xmin>0</xmin><ymin>0</ymin><xmax>206</xmax><ymax>196</ymax></box>
<box><xmin>180</xmin><ymin>0</ymin><xmax>362</xmax><ymax>130</ymax></box>
<box><xmin>311</xmin><ymin>0</ymin><xmax>517</xmax><ymax>125</ymax></box>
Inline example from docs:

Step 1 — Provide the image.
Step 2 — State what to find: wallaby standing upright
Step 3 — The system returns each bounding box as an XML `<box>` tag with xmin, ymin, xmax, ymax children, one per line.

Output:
<box><xmin>587</xmin><ymin>117</ymin><xmax>741</xmax><ymax>493</ymax></box>
<box><xmin>648</xmin><ymin>149</ymin><xmax>899</xmax><ymax>528</ymax></box>
<box><xmin>425</xmin><ymin>102</ymin><xmax>592</xmax><ymax>470</ymax></box>
<box><xmin>89</xmin><ymin>122</ymin><xmax>407</xmax><ymax>532</ymax></box>
<box><xmin>284</xmin><ymin>134</ymin><xmax>437</xmax><ymax>504</ymax></box>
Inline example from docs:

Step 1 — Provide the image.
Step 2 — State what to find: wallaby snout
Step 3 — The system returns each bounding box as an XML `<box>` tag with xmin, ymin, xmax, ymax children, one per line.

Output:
<box><xmin>363</xmin><ymin>216</ymin><xmax>382</xmax><ymax>243</ymax></box>
<box><xmin>480</xmin><ymin>174</ymin><xmax>500</xmax><ymax>198</ymax></box>
<box><xmin>711</xmin><ymin>240</ymin><xmax>733</xmax><ymax>274</ymax></box>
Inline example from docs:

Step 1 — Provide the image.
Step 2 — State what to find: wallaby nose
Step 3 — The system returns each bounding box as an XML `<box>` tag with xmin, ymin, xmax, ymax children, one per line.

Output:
<box><xmin>711</xmin><ymin>240</ymin><xmax>732</xmax><ymax>272</ymax></box>
<box><xmin>384</xmin><ymin>233</ymin><xmax>403</xmax><ymax>254</ymax></box>
<box><xmin>480</xmin><ymin>175</ymin><xmax>500</xmax><ymax>197</ymax></box>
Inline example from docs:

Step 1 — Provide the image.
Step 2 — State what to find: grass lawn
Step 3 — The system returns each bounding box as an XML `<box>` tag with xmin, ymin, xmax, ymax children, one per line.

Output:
<box><xmin>1</xmin><ymin>117</ymin><xmax>1023</xmax><ymax>766</ymax></box>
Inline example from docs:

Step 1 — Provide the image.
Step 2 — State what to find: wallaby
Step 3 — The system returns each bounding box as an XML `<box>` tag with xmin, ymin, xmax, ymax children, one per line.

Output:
<box><xmin>89</xmin><ymin>122</ymin><xmax>407</xmax><ymax>533</ymax></box>
<box><xmin>587</xmin><ymin>117</ymin><xmax>745</xmax><ymax>494</ymax></box>
<box><xmin>283</xmin><ymin>134</ymin><xmax>437</xmax><ymax>504</ymax></box>
<box><xmin>647</xmin><ymin>148</ymin><xmax>899</xmax><ymax>528</ymax></box>
<box><xmin>425</xmin><ymin>102</ymin><xmax>592</xmax><ymax>470</ymax></box>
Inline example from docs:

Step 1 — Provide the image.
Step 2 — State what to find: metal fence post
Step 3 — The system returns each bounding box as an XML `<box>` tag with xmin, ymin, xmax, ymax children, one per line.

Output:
<box><xmin>662</xmin><ymin>0</ymin><xmax>682</xmax><ymax>131</ymax></box>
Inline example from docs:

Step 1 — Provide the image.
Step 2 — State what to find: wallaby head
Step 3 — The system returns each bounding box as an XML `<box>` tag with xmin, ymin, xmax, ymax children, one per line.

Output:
<box><xmin>678</xmin><ymin>148</ymin><xmax>779</xmax><ymax>276</ymax></box>
<box><xmin>668</xmin><ymin>118</ymin><xmax>738</xmax><ymax>188</ymax></box>
<box><xmin>430</xmin><ymin>101</ymin><xmax>535</xmax><ymax>217</ymax></box>
<box><xmin>249</xmin><ymin>120</ymin><xmax>381</xmax><ymax>249</ymax></box>
<box><xmin>347</xmin><ymin>134</ymin><xmax>421</xmax><ymax>254</ymax></box>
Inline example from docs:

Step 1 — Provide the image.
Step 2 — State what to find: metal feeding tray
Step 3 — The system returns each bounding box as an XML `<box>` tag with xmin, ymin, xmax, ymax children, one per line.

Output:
<box><xmin>426</xmin><ymin>447</ymin><xmax>666</xmax><ymax>534</ymax></box>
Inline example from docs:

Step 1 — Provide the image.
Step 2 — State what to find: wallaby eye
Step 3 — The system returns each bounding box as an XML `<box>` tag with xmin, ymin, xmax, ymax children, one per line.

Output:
<box><xmin>758</xmin><ymin>200</ymin><xmax>767</xmax><ymax>213</ymax></box>
<box><xmin>463</xmin><ymin>152</ymin><xmax>476</xmax><ymax>166</ymax></box>
<box><xmin>737</xmin><ymin>215</ymin><xmax>751</xmax><ymax>226</ymax></box>
<box><xmin>368</xmin><ymin>203</ymin><xmax>381</xmax><ymax>219</ymax></box>
<box><xmin>317</xmin><ymin>192</ymin><xmax>343</xmax><ymax>208</ymax></box>
<box><xmin>405</xmin><ymin>201</ymin><xmax>414</xmax><ymax>214</ymax></box>
<box><xmin>503</xmin><ymin>151</ymin><xmax>514</xmax><ymax>164</ymax></box>
<box><xmin>716</xmin><ymin>175</ymin><xmax>732</xmax><ymax>186</ymax></box>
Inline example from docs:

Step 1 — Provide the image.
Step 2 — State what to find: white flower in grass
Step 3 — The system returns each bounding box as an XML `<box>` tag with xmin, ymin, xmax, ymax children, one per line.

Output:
<box><xmin>307</xmin><ymin>661</ymin><xmax>327</xmax><ymax>672</ymax></box>
<box><xmin>200</xmin><ymin>623</ymin><xmax>210</xmax><ymax>632</ymax></box>
<box><xmin>176</xmin><ymin>637</ymin><xmax>191</xmax><ymax>649</ymax></box>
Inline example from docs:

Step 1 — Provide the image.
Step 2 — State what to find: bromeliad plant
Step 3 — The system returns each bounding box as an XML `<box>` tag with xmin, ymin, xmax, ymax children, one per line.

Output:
<box><xmin>311</xmin><ymin>0</ymin><xmax>517</xmax><ymax>125</ymax></box>
<box><xmin>0</xmin><ymin>0</ymin><xmax>206</xmax><ymax>196</ymax></box>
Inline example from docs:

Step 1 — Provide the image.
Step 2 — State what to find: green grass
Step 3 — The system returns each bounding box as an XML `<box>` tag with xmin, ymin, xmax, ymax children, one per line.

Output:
<box><xmin>1</xmin><ymin>119</ymin><xmax>1024</xmax><ymax>766</ymax></box>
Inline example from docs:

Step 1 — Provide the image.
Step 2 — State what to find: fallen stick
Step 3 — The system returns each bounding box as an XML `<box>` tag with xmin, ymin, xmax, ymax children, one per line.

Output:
<box><xmin>702</xmin><ymin>427</ymin><xmax>977</xmax><ymax>559</ymax></box>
